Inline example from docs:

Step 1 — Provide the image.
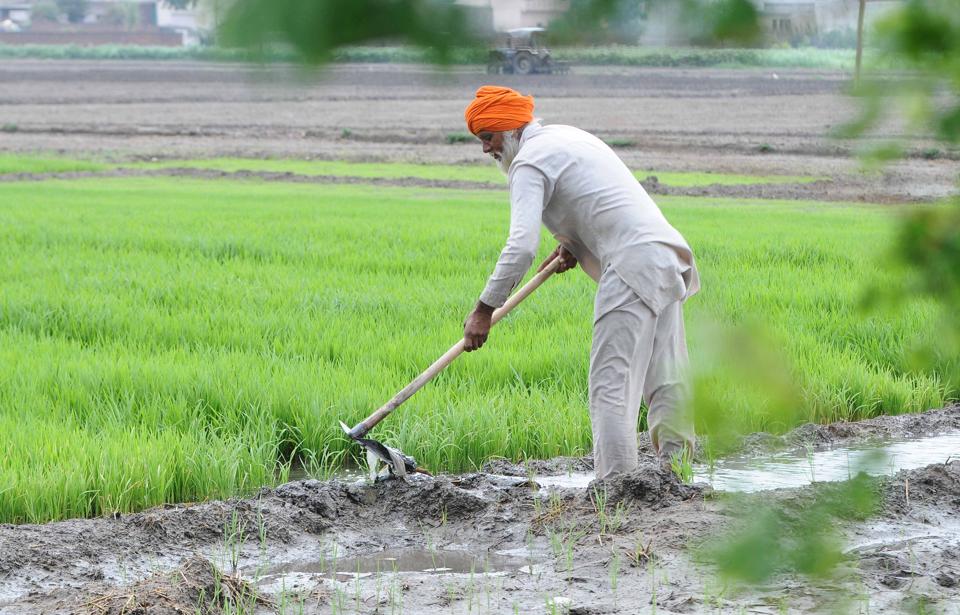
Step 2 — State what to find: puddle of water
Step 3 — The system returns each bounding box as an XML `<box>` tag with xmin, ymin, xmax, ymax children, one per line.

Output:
<box><xmin>534</xmin><ymin>474</ymin><xmax>595</xmax><ymax>490</ymax></box>
<box><xmin>264</xmin><ymin>548</ymin><xmax>525</xmax><ymax>580</ymax></box>
<box><xmin>696</xmin><ymin>431</ymin><xmax>960</xmax><ymax>493</ymax></box>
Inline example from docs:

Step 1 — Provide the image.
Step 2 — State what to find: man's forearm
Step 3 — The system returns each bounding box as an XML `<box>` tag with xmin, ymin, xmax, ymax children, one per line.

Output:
<box><xmin>478</xmin><ymin>248</ymin><xmax>537</xmax><ymax>308</ymax></box>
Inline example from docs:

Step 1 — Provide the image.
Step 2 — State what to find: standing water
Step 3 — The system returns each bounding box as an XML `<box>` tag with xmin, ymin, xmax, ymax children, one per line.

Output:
<box><xmin>503</xmin><ymin>431</ymin><xmax>960</xmax><ymax>493</ymax></box>
<box><xmin>695</xmin><ymin>431</ymin><xmax>960</xmax><ymax>493</ymax></box>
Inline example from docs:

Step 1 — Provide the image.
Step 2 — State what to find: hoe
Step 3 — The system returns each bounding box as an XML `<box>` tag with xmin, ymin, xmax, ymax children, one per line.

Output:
<box><xmin>340</xmin><ymin>255</ymin><xmax>562</xmax><ymax>481</ymax></box>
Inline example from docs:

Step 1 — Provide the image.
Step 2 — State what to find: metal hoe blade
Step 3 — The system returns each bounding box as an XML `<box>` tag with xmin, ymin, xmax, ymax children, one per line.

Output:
<box><xmin>340</xmin><ymin>421</ymin><xmax>427</xmax><ymax>481</ymax></box>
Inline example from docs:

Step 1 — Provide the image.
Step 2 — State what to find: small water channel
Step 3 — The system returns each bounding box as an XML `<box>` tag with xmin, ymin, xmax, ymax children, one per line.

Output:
<box><xmin>263</xmin><ymin>548</ymin><xmax>526</xmax><ymax>581</ymax></box>
<box><xmin>516</xmin><ymin>431</ymin><xmax>960</xmax><ymax>493</ymax></box>
<box><xmin>695</xmin><ymin>430</ymin><xmax>959</xmax><ymax>493</ymax></box>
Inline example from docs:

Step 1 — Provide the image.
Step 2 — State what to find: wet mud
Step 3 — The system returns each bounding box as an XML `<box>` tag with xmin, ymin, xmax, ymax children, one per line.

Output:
<box><xmin>1</xmin><ymin>405</ymin><xmax>957</xmax><ymax>614</ymax></box>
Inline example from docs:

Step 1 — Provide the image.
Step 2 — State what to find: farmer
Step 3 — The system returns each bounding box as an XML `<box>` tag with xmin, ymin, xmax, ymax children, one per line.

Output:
<box><xmin>462</xmin><ymin>85</ymin><xmax>700</xmax><ymax>479</ymax></box>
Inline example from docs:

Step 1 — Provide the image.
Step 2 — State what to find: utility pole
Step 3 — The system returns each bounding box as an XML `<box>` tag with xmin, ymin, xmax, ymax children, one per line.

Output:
<box><xmin>855</xmin><ymin>0</ymin><xmax>866</xmax><ymax>84</ymax></box>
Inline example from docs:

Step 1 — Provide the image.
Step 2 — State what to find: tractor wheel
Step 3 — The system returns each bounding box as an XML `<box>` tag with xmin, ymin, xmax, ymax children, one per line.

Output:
<box><xmin>512</xmin><ymin>51</ymin><xmax>534</xmax><ymax>75</ymax></box>
<box><xmin>486</xmin><ymin>63</ymin><xmax>501</xmax><ymax>74</ymax></box>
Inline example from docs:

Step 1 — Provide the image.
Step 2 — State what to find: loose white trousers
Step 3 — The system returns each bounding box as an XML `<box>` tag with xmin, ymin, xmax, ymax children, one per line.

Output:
<box><xmin>589</xmin><ymin>271</ymin><xmax>695</xmax><ymax>480</ymax></box>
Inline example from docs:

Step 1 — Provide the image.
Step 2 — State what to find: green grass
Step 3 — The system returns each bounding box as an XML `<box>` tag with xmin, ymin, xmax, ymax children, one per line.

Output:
<box><xmin>634</xmin><ymin>170</ymin><xmax>822</xmax><ymax>187</ymax></box>
<box><xmin>132</xmin><ymin>157</ymin><xmax>822</xmax><ymax>187</ymax></box>
<box><xmin>0</xmin><ymin>154</ymin><xmax>109</xmax><ymax>175</ymax></box>
<box><xmin>0</xmin><ymin>174</ymin><xmax>951</xmax><ymax>524</ymax></box>
<box><xmin>132</xmin><ymin>158</ymin><xmax>508</xmax><ymax>184</ymax></box>
<box><xmin>1</xmin><ymin>153</ymin><xmax>825</xmax><ymax>186</ymax></box>
<box><xmin>0</xmin><ymin>44</ymin><xmax>896</xmax><ymax>70</ymax></box>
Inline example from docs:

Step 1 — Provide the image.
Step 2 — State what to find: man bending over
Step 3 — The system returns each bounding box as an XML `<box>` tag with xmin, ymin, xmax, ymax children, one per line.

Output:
<box><xmin>461</xmin><ymin>85</ymin><xmax>700</xmax><ymax>479</ymax></box>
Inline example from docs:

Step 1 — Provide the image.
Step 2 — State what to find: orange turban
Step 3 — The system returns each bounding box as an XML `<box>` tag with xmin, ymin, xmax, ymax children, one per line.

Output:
<box><xmin>464</xmin><ymin>86</ymin><xmax>535</xmax><ymax>135</ymax></box>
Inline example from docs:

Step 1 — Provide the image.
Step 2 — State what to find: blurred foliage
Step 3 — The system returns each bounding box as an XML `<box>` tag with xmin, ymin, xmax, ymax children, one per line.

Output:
<box><xmin>691</xmin><ymin>320</ymin><xmax>805</xmax><ymax>456</ymax></box>
<box><xmin>849</xmin><ymin>0</ymin><xmax>960</xmax><ymax>389</ymax></box>
<box><xmin>704</xmin><ymin>473</ymin><xmax>880</xmax><ymax>584</ymax></box>
<box><xmin>216</xmin><ymin>0</ymin><xmax>760</xmax><ymax>63</ymax></box>
<box><xmin>679</xmin><ymin>0</ymin><xmax>761</xmax><ymax>46</ymax></box>
<box><xmin>547</xmin><ymin>0</ymin><xmax>648</xmax><ymax>45</ymax></box>
<box><xmin>218</xmin><ymin>0</ymin><xmax>478</xmax><ymax>64</ymax></box>
<box><xmin>703</xmin><ymin>0</ymin><xmax>960</xmax><ymax>592</ymax></box>
<box><xmin>899</xmin><ymin>205</ymin><xmax>960</xmax><ymax>301</ymax></box>
<box><xmin>843</xmin><ymin>0</ymin><xmax>960</xmax><ymax>150</ymax></box>
<box><xmin>548</xmin><ymin>0</ymin><xmax>759</xmax><ymax>46</ymax></box>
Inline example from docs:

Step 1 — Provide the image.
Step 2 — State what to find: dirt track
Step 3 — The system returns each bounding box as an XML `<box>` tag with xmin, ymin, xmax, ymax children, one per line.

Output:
<box><xmin>1</xmin><ymin>59</ymin><xmax>958</xmax><ymax>202</ymax></box>
<box><xmin>1</xmin><ymin>406</ymin><xmax>958</xmax><ymax>614</ymax></box>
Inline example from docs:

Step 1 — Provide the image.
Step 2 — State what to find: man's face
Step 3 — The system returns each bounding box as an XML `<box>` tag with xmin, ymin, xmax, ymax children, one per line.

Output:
<box><xmin>477</xmin><ymin>130</ymin><xmax>505</xmax><ymax>162</ymax></box>
<box><xmin>477</xmin><ymin>128</ymin><xmax>522</xmax><ymax>176</ymax></box>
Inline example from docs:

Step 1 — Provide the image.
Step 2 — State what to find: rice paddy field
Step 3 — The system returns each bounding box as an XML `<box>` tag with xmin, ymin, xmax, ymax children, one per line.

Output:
<box><xmin>0</xmin><ymin>157</ymin><xmax>952</xmax><ymax>525</ymax></box>
<box><xmin>4</xmin><ymin>57</ymin><xmax>960</xmax><ymax>614</ymax></box>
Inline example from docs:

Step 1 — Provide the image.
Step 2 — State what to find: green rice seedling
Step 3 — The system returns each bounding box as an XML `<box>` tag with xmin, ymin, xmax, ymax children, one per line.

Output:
<box><xmin>388</xmin><ymin>562</ymin><xmax>402</xmax><ymax>615</ymax></box>
<box><xmin>467</xmin><ymin>560</ymin><xmax>476</xmax><ymax>613</ymax></box>
<box><xmin>548</xmin><ymin>529</ymin><xmax>564</xmax><ymax>560</ymax></box>
<box><xmin>609</xmin><ymin>548</ymin><xmax>622</xmax><ymax>603</ymax></box>
<box><xmin>806</xmin><ymin>443</ymin><xmax>816</xmax><ymax>483</ymax></box>
<box><xmin>591</xmin><ymin>486</ymin><xmax>627</xmax><ymax>540</ymax></box>
<box><xmin>330</xmin><ymin>544</ymin><xmax>340</xmax><ymax>579</ymax></box>
<box><xmin>670</xmin><ymin>449</ymin><xmax>694</xmax><ymax>484</ymax></box>
<box><xmin>626</xmin><ymin>534</ymin><xmax>654</xmax><ymax>567</ymax></box>
<box><xmin>649</xmin><ymin>555</ymin><xmax>659</xmax><ymax>613</ymax></box>
<box><xmin>223</xmin><ymin>509</ymin><xmax>245</xmax><ymax>574</ymax></box>
<box><xmin>354</xmin><ymin>560</ymin><xmax>363</xmax><ymax>613</ymax></box>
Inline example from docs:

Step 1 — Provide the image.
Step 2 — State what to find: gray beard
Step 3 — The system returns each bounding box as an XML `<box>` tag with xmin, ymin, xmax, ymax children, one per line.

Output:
<box><xmin>494</xmin><ymin>131</ymin><xmax>521</xmax><ymax>176</ymax></box>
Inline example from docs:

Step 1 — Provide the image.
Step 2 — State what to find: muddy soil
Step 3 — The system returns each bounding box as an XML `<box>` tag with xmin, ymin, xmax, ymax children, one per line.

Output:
<box><xmin>1</xmin><ymin>405</ymin><xmax>957</xmax><ymax>615</ymax></box>
<box><xmin>1</xmin><ymin>60</ymin><xmax>958</xmax><ymax>202</ymax></box>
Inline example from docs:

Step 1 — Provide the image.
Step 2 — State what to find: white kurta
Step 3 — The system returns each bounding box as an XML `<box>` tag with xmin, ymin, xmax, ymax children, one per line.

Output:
<box><xmin>480</xmin><ymin>121</ymin><xmax>699</xmax><ymax>477</ymax></box>
<box><xmin>479</xmin><ymin>121</ymin><xmax>699</xmax><ymax>318</ymax></box>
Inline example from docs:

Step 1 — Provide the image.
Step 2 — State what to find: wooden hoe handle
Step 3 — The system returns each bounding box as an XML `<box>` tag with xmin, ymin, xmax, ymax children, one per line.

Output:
<box><xmin>344</xmin><ymin>256</ymin><xmax>562</xmax><ymax>439</ymax></box>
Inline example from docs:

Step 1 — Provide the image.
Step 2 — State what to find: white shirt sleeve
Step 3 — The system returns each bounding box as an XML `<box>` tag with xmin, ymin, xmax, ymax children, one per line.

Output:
<box><xmin>479</xmin><ymin>163</ymin><xmax>552</xmax><ymax>308</ymax></box>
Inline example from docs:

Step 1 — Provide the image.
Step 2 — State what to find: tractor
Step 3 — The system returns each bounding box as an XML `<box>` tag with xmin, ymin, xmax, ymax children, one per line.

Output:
<box><xmin>487</xmin><ymin>27</ymin><xmax>570</xmax><ymax>75</ymax></box>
